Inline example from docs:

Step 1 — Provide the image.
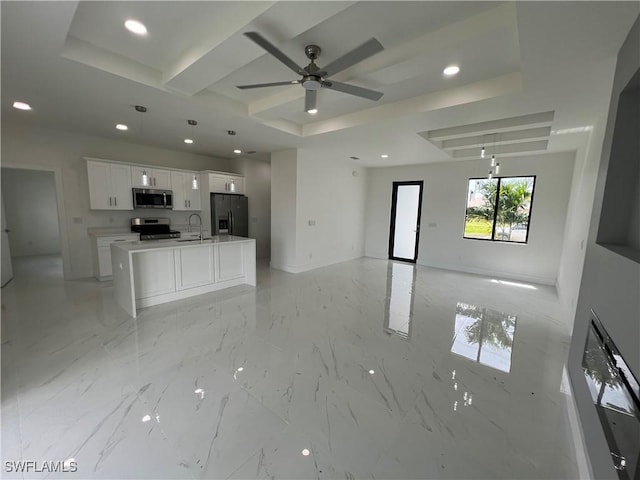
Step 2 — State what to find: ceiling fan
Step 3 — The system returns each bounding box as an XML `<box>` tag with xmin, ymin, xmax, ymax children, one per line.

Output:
<box><xmin>237</xmin><ymin>32</ymin><xmax>384</xmax><ymax>113</ymax></box>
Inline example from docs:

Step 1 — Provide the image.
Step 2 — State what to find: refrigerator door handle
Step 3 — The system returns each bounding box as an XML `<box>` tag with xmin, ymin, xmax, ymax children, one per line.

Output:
<box><xmin>229</xmin><ymin>210</ymin><xmax>233</xmax><ymax>235</ymax></box>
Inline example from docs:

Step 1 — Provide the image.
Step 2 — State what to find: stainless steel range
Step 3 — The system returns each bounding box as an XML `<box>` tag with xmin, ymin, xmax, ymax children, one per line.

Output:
<box><xmin>131</xmin><ymin>218</ymin><xmax>181</xmax><ymax>240</ymax></box>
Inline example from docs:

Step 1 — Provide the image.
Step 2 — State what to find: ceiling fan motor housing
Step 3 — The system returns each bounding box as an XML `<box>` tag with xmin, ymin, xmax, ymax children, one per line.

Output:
<box><xmin>302</xmin><ymin>76</ymin><xmax>322</xmax><ymax>90</ymax></box>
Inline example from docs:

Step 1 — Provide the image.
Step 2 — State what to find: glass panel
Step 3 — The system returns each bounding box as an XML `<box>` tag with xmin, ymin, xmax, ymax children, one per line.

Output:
<box><xmin>451</xmin><ymin>302</ymin><xmax>517</xmax><ymax>373</ymax></box>
<box><xmin>464</xmin><ymin>179</ymin><xmax>497</xmax><ymax>239</ymax></box>
<box><xmin>493</xmin><ymin>177</ymin><xmax>534</xmax><ymax>242</ymax></box>
<box><xmin>393</xmin><ymin>185</ymin><xmax>420</xmax><ymax>259</ymax></box>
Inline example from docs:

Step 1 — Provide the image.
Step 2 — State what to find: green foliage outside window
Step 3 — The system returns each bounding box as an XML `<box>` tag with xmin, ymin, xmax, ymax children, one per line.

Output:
<box><xmin>464</xmin><ymin>176</ymin><xmax>535</xmax><ymax>243</ymax></box>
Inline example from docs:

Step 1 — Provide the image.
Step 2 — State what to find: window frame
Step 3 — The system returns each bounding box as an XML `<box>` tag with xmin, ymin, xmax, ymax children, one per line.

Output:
<box><xmin>462</xmin><ymin>175</ymin><xmax>536</xmax><ymax>244</ymax></box>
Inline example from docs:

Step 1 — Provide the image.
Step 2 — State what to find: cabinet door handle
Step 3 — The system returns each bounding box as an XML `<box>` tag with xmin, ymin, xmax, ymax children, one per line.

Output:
<box><xmin>114</xmin><ymin>197</ymin><xmax>117</xmax><ymax>207</ymax></box>
<box><xmin>109</xmin><ymin>196</ymin><xmax>112</xmax><ymax>206</ymax></box>
<box><xmin>184</xmin><ymin>200</ymin><xmax>187</xmax><ymax>208</ymax></box>
<box><xmin>188</xmin><ymin>200</ymin><xmax>191</xmax><ymax>208</ymax></box>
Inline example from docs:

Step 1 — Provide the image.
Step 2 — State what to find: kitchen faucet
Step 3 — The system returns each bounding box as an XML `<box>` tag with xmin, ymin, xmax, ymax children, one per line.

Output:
<box><xmin>188</xmin><ymin>213</ymin><xmax>203</xmax><ymax>241</ymax></box>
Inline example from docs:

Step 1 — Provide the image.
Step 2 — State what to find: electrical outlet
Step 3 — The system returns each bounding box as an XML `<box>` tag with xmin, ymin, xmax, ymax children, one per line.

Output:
<box><xmin>428</xmin><ymin>222</ymin><xmax>437</xmax><ymax>228</ymax></box>
<box><xmin>73</xmin><ymin>217</ymin><xmax>83</xmax><ymax>224</ymax></box>
<box><xmin>308</xmin><ymin>219</ymin><xmax>316</xmax><ymax>226</ymax></box>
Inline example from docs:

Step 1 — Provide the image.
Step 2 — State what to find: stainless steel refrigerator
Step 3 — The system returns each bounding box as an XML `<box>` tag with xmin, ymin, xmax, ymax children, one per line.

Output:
<box><xmin>210</xmin><ymin>193</ymin><xmax>248</xmax><ymax>237</ymax></box>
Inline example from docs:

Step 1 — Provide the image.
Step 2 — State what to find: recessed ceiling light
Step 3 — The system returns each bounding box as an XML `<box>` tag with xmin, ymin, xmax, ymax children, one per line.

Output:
<box><xmin>13</xmin><ymin>101</ymin><xmax>31</xmax><ymax>111</ymax></box>
<box><xmin>443</xmin><ymin>65</ymin><xmax>460</xmax><ymax>76</ymax></box>
<box><xmin>125</xmin><ymin>19</ymin><xmax>147</xmax><ymax>36</ymax></box>
<box><xmin>233</xmin><ymin>149</ymin><xmax>242</xmax><ymax>154</ymax></box>
<box><xmin>184</xmin><ymin>138</ymin><xmax>193</xmax><ymax>144</ymax></box>
<box><xmin>116</xmin><ymin>124</ymin><xmax>128</xmax><ymax>131</ymax></box>
<box><xmin>301</xmin><ymin>449</ymin><xmax>310</xmax><ymax>456</ymax></box>
<box><xmin>381</xmin><ymin>154</ymin><xmax>389</xmax><ymax>158</ymax></box>
<box><xmin>307</xmin><ymin>108</ymin><xmax>318</xmax><ymax>115</ymax></box>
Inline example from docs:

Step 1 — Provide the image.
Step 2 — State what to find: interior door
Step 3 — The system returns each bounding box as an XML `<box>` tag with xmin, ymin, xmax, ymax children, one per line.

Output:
<box><xmin>1</xmin><ymin>192</ymin><xmax>14</xmax><ymax>286</ymax></box>
<box><xmin>388</xmin><ymin>181</ymin><xmax>423</xmax><ymax>263</ymax></box>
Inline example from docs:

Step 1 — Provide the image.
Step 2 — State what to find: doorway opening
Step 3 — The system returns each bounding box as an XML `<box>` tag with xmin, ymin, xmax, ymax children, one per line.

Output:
<box><xmin>1</xmin><ymin>167</ymin><xmax>65</xmax><ymax>286</ymax></box>
<box><xmin>388</xmin><ymin>181</ymin><xmax>423</xmax><ymax>263</ymax></box>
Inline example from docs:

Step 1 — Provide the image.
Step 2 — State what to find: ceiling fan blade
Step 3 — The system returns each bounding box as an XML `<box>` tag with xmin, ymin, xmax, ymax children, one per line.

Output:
<box><xmin>305</xmin><ymin>90</ymin><xmax>317</xmax><ymax>112</ymax></box>
<box><xmin>322</xmin><ymin>38</ymin><xmax>383</xmax><ymax>77</ymax></box>
<box><xmin>237</xmin><ymin>80</ymin><xmax>300</xmax><ymax>90</ymax></box>
<box><xmin>323</xmin><ymin>80</ymin><xmax>383</xmax><ymax>101</ymax></box>
<box><xmin>244</xmin><ymin>32</ymin><xmax>305</xmax><ymax>75</ymax></box>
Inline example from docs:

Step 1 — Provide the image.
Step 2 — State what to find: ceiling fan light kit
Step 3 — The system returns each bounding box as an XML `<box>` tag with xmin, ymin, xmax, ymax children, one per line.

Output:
<box><xmin>238</xmin><ymin>32</ymin><xmax>385</xmax><ymax>112</ymax></box>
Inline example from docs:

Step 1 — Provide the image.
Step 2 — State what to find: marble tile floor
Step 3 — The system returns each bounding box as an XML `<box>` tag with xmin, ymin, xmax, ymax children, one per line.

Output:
<box><xmin>1</xmin><ymin>254</ymin><xmax>581</xmax><ymax>479</ymax></box>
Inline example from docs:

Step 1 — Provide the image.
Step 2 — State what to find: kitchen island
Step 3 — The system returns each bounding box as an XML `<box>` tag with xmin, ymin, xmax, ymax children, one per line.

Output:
<box><xmin>111</xmin><ymin>235</ymin><xmax>256</xmax><ymax>317</ymax></box>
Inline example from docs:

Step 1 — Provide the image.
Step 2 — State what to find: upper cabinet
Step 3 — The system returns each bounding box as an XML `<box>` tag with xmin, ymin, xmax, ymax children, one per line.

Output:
<box><xmin>86</xmin><ymin>159</ymin><xmax>245</xmax><ymax>211</ymax></box>
<box><xmin>209</xmin><ymin>173</ymin><xmax>245</xmax><ymax>195</ymax></box>
<box><xmin>131</xmin><ymin>166</ymin><xmax>172</xmax><ymax>189</ymax></box>
<box><xmin>87</xmin><ymin>160</ymin><xmax>133</xmax><ymax>210</ymax></box>
<box><xmin>171</xmin><ymin>171</ymin><xmax>202</xmax><ymax>211</ymax></box>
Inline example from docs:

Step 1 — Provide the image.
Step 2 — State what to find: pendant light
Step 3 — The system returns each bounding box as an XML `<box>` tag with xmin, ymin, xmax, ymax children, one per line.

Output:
<box><xmin>135</xmin><ymin>105</ymin><xmax>150</xmax><ymax>187</ymax></box>
<box><xmin>184</xmin><ymin>119</ymin><xmax>197</xmax><ymax>145</ymax></box>
<box><xmin>487</xmin><ymin>133</ymin><xmax>499</xmax><ymax>179</ymax></box>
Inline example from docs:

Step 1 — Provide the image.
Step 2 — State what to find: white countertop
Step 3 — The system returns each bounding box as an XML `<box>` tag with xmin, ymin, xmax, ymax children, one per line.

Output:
<box><xmin>112</xmin><ymin>235</ymin><xmax>254</xmax><ymax>253</ymax></box>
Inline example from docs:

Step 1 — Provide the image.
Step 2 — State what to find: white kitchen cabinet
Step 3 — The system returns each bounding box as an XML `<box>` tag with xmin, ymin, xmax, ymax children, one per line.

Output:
<box><xmin>208</xmin><ymin>173</ymin><xmax>244</xmax><ymax>195</ymax></box>
<box><xmin>175</xmin><ymin>244</ymin><xmax>214</xmax><ymax>290</ymax></box>
<box><xmin>87</xmin><ymin>160</ymin><xmax>134</xmax><ymax>210</ymax></box>
<box><xmin>171</xmin><ymin>171</ymin><xmax>202</xmax><ymax>211</ymax></box>
<box><xmin>132</xmin><ymin>249</ymin><xmax>176</xmax><ymax>299</ymax></box>
<box><xmin>90</xmin><ymin>234</ymin><xmax>139</xmax><ymax>280</ymax></box>
<box><xmin>216</xmin><ymin>242</ymin><xmax>245</xmax><ymax>281</ymax></box>
<box><xmin>131</xmin><ymin>166</ymin><xmax>172</xmax><ymax>189</ymax></box>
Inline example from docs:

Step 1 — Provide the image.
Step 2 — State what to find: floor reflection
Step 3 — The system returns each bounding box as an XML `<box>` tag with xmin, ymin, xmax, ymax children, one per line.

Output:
<box><xmin>451</xmin><ymin>302</ymin><xmax>517</xmax><ymax>373</ymax></box>
<box><xmin>383</xmin><ymin>261</ymin><xmax>416</xmax><ymax>340</ymax></box>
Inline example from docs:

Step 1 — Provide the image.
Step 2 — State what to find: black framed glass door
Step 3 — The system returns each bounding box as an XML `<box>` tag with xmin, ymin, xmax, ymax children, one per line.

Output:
<box><xmin>388</xmin><ymin>181</ymin><xmax>423</xmax><ymax>263</ymax></box>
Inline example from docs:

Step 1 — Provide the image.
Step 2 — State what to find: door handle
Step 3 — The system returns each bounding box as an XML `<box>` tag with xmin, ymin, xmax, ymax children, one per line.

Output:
<box><xmin>4</xmin><ymin>229</ymin><xmax>10</xmax><ymax>233</ymax></box>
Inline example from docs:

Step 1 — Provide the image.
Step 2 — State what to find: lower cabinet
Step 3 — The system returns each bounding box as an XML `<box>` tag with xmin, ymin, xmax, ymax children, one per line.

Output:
<box><xmin>131</xmin><ymin>241</ymin><xmax>252</xmax><ymax>303</ymax></box>
<box><xmin>92</xmin><ymin>234</ymin><xmax>139</xmax><ymax>280</ymax></box>
<box><xmin>132</xmin><ymin>249</ymin><xmax>176</xmax><ymax>299</ymax></box>
<box><xmin>175</xmin><ymin>244</ymin><xmax>214</xmax><ymax>290</ymax></box>
<box><xmin>216</xmin><ymin>243</ymin><xmax>245</xmax><ymax>281</ymax></box>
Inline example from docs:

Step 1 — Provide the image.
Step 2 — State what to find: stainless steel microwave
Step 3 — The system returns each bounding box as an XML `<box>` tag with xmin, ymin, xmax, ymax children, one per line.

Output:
<box><xmin>132</xmin><ymin>188</ymin><xmax>173</xmax><ymax>209</ymax></box>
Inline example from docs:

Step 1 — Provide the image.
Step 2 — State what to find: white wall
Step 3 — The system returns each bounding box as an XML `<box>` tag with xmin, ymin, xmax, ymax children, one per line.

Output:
<box><xmin>270</xmin><ymin>149</ymin><xmax>298</xmax><ymax>272</ymax></box>
<box><xmin>295</xmin><ymin>149</ymin><xmax>367</xmax><ymax>271</ymax></box>
<box><xmin>232</xmin><ymin>156</ymin><xmax>271</xmax><ymax>259</ymax></box>
<box><xmin>365</xmin><ymin>151</ymin><xmax>575</xmax><ymax>285</ymax></box>
<box><xmin>1</xmin><ymin>122</ymin><xmax>232</xmax><ymax>279</ymax></box>
<box><xmin>568</xmin><ymin>17</ymin><xmax>640</xmax><ymax>480</ymax></box>
<box><xmin>270</xmin><ymin>148</ymin><xmax>367</xmax><ymax>273</ymax></box>
<box><xmin>1</xmin><ymin>168</ymin><xmax>61</xmax><ymax>257</ymax></box>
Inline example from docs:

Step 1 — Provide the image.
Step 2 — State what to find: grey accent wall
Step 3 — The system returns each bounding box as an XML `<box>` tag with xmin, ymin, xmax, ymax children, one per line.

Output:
<box><xmin>568</xmin><ymin>15</ymin><xmax>640</xmax><ymax>480</ymax></box>
<box><xmin>232</xmin><ymin>156</ymin><xmax>271</xmax><ymax>260</ymax></box>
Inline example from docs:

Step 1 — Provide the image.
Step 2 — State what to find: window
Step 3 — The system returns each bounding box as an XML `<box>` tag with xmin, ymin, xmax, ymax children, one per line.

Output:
<box><xmin>464</xmin><ymin>176</ymin><xmax>535</xmax><ymax>243</ymax></box>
